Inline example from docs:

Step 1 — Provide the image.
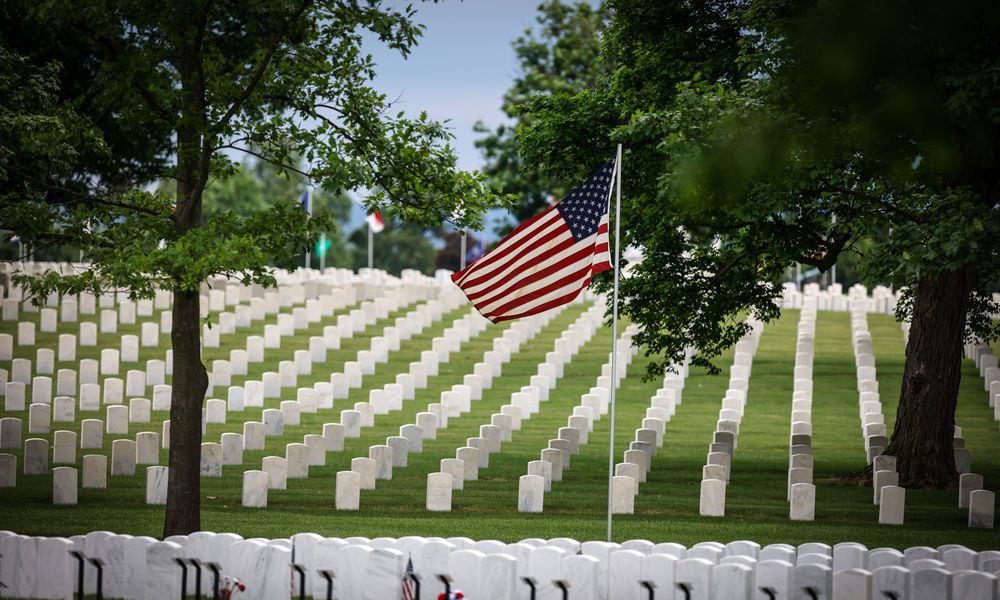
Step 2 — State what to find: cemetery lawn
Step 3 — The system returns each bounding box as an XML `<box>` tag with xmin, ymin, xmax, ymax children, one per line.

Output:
<box><xmin>1</xmin><ymin>301</ymin><xmax>997</xmax><ymax>550</ymax></box>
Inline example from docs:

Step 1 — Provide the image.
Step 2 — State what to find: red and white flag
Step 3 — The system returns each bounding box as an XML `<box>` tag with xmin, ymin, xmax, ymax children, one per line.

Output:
<box><xmin>451</xmin><ymin>158</ymin><xmax>615</xmax><ymax>322</ymax></box>
<box><xmin>367</xmin><ymin>211</ymin><xmax>385</xmax><ymax>233</ymax></box>
<box><xmin>401</xmin><ymin>557</ymin><xmax>415</xmax><ymax>600</ymax></box>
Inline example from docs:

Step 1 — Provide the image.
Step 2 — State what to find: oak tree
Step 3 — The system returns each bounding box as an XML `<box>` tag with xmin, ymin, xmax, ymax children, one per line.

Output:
<box><xmin>1</xmin><ymin>0</ymin><xmax>495</xmax><ymax>535</ymax></box>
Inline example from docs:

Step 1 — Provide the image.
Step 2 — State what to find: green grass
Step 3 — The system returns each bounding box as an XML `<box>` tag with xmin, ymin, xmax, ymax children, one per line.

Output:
<box><xmin>1</xmin><ymin>297</ymin><xmax>998</xmax><ymax>550</ymax></box>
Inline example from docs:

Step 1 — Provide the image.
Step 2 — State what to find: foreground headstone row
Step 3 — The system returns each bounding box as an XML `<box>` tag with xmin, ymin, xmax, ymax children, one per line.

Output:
<box><xmin>1</xmin><ymin>530</ymin><xmax>998</xmax><ymax>600</ymax></box>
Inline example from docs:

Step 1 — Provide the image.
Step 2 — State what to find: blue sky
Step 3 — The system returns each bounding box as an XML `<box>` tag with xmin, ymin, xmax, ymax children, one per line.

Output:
<box><xmin>364</xmin><ymin>0</ymin><xmax>544</xmax><ymax>172</ymax></box>
<box><xmin>348</xmin><ymin>0</ymin><xmax>548</xmax><ymax>234</ymax></box>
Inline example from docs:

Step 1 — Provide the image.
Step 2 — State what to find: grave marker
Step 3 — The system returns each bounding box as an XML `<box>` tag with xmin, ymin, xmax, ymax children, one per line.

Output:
<box><xmin>262</xmin><ymin>456</ymin><xmax>287</xmax><ymax>490</ymax></box>
<box><xmin>146</xmin><ymin>466</ymin><xmax>168</xmax><ymax>504</ymax></box>
<box><xmin>111</xmin><ymin>439</ymin><xmax>136</xmax><ymax>476</ymax></box>
<box><xmin>336</xmin><ymin>470</ymin><xmax>361</xmax><ymax>510</ymax></box>
<box><xmin>427</xmin><ymin>472</ymin><xmax>453</xmax><ymax>511</ymax></box>
<box><xmin>242</xmin><ymin>470</ymin><xmax>269</xmax><ymax>508</ymax></box>
<box><xmin>99</xmin><ymin>377</ymin><xmax>123</xmax><ymax>407</ymax></box>
<box><xmin>82</xmin><ymin>454</ymin><xmax>107</xmax><ymax>488</ymax></box>
<box><xmin>52</xmin><ymin>466</ymin><xmax>78</xmax><ymax>505</ymax></box>
<box><xmin>200</xmin><ymin>442</ymin><xmax>223</xmax><ymax>477</ymax></box>
<box><xmin>518</xmin><ymin>474</ymin><xmax>544</xmax><ymax>513</ymax></box>
<box><xmin>968</xmin><ymin>490</ymin><xmax>995</xmax><ymax>529</ymax></box>
<box><xmin>699</xmin><ymin>479</ymin><xmax>726</xmax><ymax>517</ymax></box>
<box><xmin>879</xmin><ymin>486</ymin><xmax>905</xmax><ymax>525</ymax></box>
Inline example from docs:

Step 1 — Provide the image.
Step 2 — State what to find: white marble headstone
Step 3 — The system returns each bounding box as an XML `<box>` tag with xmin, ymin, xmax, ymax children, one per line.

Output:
<box><xmin>336</xmin><ymin>470</ymin><xmax>361</xmax><ymax>510</ymax></box>
<box><xmin>52</xmin><ymin>466</ymin><xmax>78</xmax><ymax>505</ymax></box>
<box><xmin>261</xmin><ymin>456</ymin><xmax>287</xmax><ymax>490</ymax></box>
<box><xmin>145</xmin><ymin>466</ymin><xmax>168</xmax><ymax>504</ymax></box>
<box><xmin>82</xmin><ymin>454</ymin><xmax>107</xmax><ymax>488</ymax></box>
<box><xmin>24</xmin><ymin>437</ymin><xmax>49</xmax><ymax>474</ymax></box>
<box><xmin>242</xmin><ymin>470</ymin><xmax>268</xmax><ymax>508</ymax></box>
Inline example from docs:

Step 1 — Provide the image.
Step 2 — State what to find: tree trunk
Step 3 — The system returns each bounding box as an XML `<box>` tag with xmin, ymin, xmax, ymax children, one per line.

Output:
<box><xmin>884</xmin><ymin>268</ymin><xmax>969</xmax><ymax>488</ymax></box>
<box><xmin>162</xmin><ymin>13</ymin><xmax>210</xmax><ymax>538</ymax></box>
<box><xmin>163</xmin><ymin>289</ymin><xmax>208</xmax><ymax>536</ymax></box>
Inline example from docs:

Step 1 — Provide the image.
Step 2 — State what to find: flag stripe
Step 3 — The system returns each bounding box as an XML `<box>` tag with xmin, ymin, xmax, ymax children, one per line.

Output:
<box><xmin>461</xmin><ymin>229</ymin><xmax>577</xmax><ymax>302</ymax></box>
<box><xmin>451</xmin><ymin>157</ymin><xmax>616</xmax><ymax>323</ymax></box>
<box><xmin>452</xmin><ymin>209</ymin><xmax>563</xmax><ymax>288</ymax></box>
<box><xmin>471</xmin><ymin>226</ymin><xmax>607</xmax><ymax>312</ymax></box>
<box><xmin>483</xmin><ymin>259</ymin><xmax>606</xmax><ymax>320</ymax></box>
<box><xmin>470</xmin><ymin>217</ymin><xmax>609</xmax><ymax>308</ymax></box>
<box><xmin>478</xmin><ymin>240</ymin><xmax>610</xmax><ymax>319</ymax></box>
<box><xmin>460</xmin><ymin>214</ymin><xmax>609</xmax><ymax>306</ymax></box>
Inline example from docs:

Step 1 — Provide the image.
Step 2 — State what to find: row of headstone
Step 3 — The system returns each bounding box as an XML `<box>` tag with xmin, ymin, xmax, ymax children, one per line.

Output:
<box><xmin>2</xmin><ymin>271</ymin><xmax>435</xmax><ymax>409</ymax></box>
<box><xmin>426</xmin><ymin>304</ymin><xmax>589</xmax><ymax>513</ymax></box>
<box><xmin>250</xmin><ymin>300</ymin><xmax>571</xmax><ymax>511</ymax></box>
<box><xmin>605</xmin><ymin>327</ymin><xmax>670</xmax><ymax>515</ymax></box>
<box><xmin>432</xmin><ymin>302</ymin><xmax>606</xmax><ymax>513</ymax></box>
<box><xmin>2</xmin><ymin>270</ymin><xmax>454</xmax><ymax>499</ymax></box>
<box><xmin>780</xmin><ymin>282</ymin><xmax>898</xmax><ymax>314</ymax></box>
<box><xmin>787</xmin><ymin>296</ymin><xmax>817</xmax><ymax>521</ymax></box>
<box><xmin>3</xmin><ymin>530</ymin><xmax>998</xmax><ymax>600</ymax></box>
<box><xmin>850</xmin><ymin>307</ymin><xmax>911</xmax><ymax>526</ymax></box>
<box><xmin>700</xmin><ymin>320</ymin><xmax>763</xmax><ymax>517</ymax></box>
<box><xmin>849</xmin><ymin>306</ymin><xmax>891</xmax><ymax>465</ymax></box>
<box><xmin>2</xmin><ymin>264</ymin><xmax>423</xmax><ymax>333</ymax></box>
<box><xmin>1</xmin><ymin>357</ymin><xmax>172</xmax><ymax>408</ymax></box>
<box><xmin>965</xmin><ymin>341</ymin><xmax>1000</xmax><ymax>424</ymax></box>
<box><xmin>512</xmin><ymin>310</ymin><xmax>620</xmax><ymax>512</ymax></box>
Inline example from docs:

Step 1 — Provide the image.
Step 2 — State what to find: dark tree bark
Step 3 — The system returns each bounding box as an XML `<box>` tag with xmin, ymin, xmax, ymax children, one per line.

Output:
<box><xmin>163</xmin><ymin>289</ymin><xmax>208</xmax><ymax>536</ymax></box>
<box><xmin>884</xmin><ymin>267</ymin><xmax>969</xmax><ymax>488</ymax></box>
<box><xmin>163</xmin><ymin>21</ymin><xmax>210</xmax><ymax>537</ymax></box>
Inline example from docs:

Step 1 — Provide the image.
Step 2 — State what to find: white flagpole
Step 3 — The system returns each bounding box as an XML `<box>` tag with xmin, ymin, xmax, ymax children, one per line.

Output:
<box><xmin>368</xmin><ymin>223</ymin><xmax>374</xmax><ymax>270</ymax></box>
<box><xmin>460</xmin><ymin>228</ymin><xmax>468</xmax><ymax>271</ymax></box>
<box><xmin>606</xmin><ymin>143</ymin><xmax>623</xmax><ymax>543</ymax></box>
<box><xmin>304</xmin><ymin>189</ymin><xmax>312</xmax><ymax>270</ymax></box>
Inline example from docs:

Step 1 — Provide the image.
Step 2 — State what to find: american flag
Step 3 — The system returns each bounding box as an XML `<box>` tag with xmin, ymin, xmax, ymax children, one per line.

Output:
<box><xmin>401</xmin><ymin>556</ymin><xmax>415</xmax><ymax>600</ymax></box>
<box><xmin>451</xmin><ymin>158</ymin><xmax>616</xmax><ymax>322</ymax></box>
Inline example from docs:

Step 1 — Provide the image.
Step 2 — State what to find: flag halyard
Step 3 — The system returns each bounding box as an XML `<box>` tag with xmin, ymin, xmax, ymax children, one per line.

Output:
<box><xmin>451</xmin><ymin>158</ymin><xmax>616</xmax><ymax>323</ymax></box>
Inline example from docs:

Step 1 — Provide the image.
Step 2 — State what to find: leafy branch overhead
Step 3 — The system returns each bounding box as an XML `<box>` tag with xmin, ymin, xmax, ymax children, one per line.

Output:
<box><xmin>513</xmin><ymin>0</ymin><xmax>999</xmax><ymax>488</ymax></box>
<box><xmin>0</xmin><ymin>0</ymin><xmax>504</xmax><ymax>536</ymax></box>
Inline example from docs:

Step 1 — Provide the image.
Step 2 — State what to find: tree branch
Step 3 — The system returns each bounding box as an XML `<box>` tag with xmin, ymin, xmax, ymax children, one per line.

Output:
<box><xmin>796</xmin><ymin>232</ymin><xmax>850</xmax><ymax>271</ymax></box>
<box><xmin>73</xmin><ymin>22</ymin><xmax>175</xmax><ymax>123</ymax></box>
<box><xmin>213</xmin><ymin>0</ymin><xmax>314</xmax><ymax>131</ymax></box>
<box><xmin>221</xmin><ymin>145</ymin><xmax>312</xmax><ymax>179</ymax></box>
<box><xmin>815</xmin><ymin>183</ymin><xmax>927</xmax><ymax>223</ymax></box>
<box><xmin>2</xmin><ymin>173</ymin><xmax>166</xmax><ymax>218</ymax></box>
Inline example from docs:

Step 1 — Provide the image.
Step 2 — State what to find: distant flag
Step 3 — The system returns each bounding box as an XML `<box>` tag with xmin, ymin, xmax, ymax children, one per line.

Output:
<box><xmin>401</xmin><ymin>557</ymin><xmax>415</xmax><ymax>600</ymax></box>
<box><xmin>300</xmin><ymin>189</ymin><xmax>311</xmax><ymax>214</ymax></box>
<box><xmin>367</xmin><ymin>211</ymin><xmax>385</xmax><ymax>233</ymax></box>
<box><xmin>451</xmin><ymin>157</ymin><xmax>616</xmax><ymax>322</ymax></box>
<box><xmin>465</xmin><ymin>239</ymin><xmax>484</xmax><ymax>265</ymax></box>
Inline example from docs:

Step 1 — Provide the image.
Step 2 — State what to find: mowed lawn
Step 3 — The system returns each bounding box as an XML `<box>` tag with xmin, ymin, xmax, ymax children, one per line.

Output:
<box><xmin>0</xmin><ymin>293</ymin><xmax>997</xmax><ymax>550</ymax></box>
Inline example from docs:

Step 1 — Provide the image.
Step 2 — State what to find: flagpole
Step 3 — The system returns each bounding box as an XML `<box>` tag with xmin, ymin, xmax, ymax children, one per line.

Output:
<box><xmin>460</xmin><ymin>228</ymin><xmax>468</xmax><ymax>271</ymax></box>
<box><xmin>304</xmin><ymin>189</ymin><xmax>312</xmax><ymax>270</ymax></box>
<box><xmin>606</xmin><ymin>143</ymin><xmax>623</xmax><ymax>543</ymax></box>
<box><xmin>368</xmin><ymin>222</ymin><xmax>374</xmax><ymax>270</ymax></box>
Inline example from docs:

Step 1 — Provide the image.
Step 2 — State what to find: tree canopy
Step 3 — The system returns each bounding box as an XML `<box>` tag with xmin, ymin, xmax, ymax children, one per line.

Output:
<box><xmin>0</xmin><ymin>0</ymin><xmax>500</xmax><ymax>534</ymax></box>
<box><xmin>474</xmin><ymin>0</ymin><xmax>609</xmax><ymax>230</ymax></box>
<box><xmin>512</xmin><ymin>0</ymin><xmax>999</xmax><ymax>487</ymax></box>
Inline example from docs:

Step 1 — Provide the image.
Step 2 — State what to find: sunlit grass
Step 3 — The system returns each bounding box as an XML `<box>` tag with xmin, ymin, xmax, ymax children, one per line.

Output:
<box><xmin>1</xmin><ymin>300</ymin><xmax>997</xmax><ymax>549</ymax></box>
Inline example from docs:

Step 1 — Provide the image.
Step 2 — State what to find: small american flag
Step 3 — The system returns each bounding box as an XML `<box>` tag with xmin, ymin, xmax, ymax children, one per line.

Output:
<box><xmin>451</xmin><ymin>158</ymin><xmax>615</xmax><ymax>322</ymax></box>
<box><xmin>401</xmin><ymin>556</ymin><xmax>415</xmax><ymax>600</ymax></box>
